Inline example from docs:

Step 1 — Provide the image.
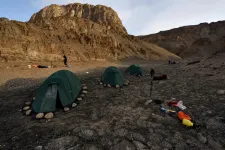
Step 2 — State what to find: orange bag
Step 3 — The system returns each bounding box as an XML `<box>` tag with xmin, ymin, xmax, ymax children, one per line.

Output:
<box><xmin>178</xmin><ymin>111</ymin><xmax>191</xmax><ymax>121</ymax></box>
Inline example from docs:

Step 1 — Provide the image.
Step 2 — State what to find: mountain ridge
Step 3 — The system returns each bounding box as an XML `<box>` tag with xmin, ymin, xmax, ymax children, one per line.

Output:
<box><xmin>0</xmin><ymin>3</ymin><xmax>179</xmax><ymax>62</ymax></box>
<box><xmin>139</xmin><ymin>21</ymin><xmax>225</xmax><ymax>58</ymax></box>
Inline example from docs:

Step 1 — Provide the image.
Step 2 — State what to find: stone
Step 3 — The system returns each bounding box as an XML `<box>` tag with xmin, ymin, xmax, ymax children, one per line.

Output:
<box><xmin>80</xmin><ymin>94</ymin><xmax>85</xmax><ymax>97</ymax></box>
<box><xmin>107</xmin><ymin>84</ymin><xmax>111</xmax><ymax>88</ymax></box>
<box><xmin>25</xmin><ymin>109</ymin><xmax>32</xmax><ymax>116</ymax></box>
<box><xmin>45</xmin><ymin>136</ymin><xmax>78</xmax><ymax>150</ymax></box>
<box><xmin>82</xmin><ymin>90</ymin><xmax>88</xmax><ymax>94</ymax></box>
<box><xmin>34</xmin><ymin>145</ymin><xmax>43</xmax><ymax>150</ymax></box>
<box><xmin>207</xmin><ymin>136</ymin><xmax>223</xmax><ymax>149</ymax></box>
<box><xmin>124</xmin><ymin>83</ymin><xmax>128</xmax><ymax>86</ymax></box>
<box><xmin>72</xmin><ymin>103</ymin><xmax>77</xmax><ymax>108</ymax></box>
<box><xmin>144</xmin><ymin>99</ymin><xmax>152</xmax><ymax>105</ymax></box>
<box><xmin>175</xmin><ymin>142</ymin><xmax>188</xmax><ymax>150</ymax></box>
<box><xmin>83</xmin><ymin>86</ymin><xmax>88</xmax><ymax>90</ymax></box>
<box><xmin>44</xmin><ymin>112</ymin><xmax>54</xmax><ymax>119</ymax></box>
<box><xmin>64</xmin><ymin>107</ymin><xmax>70</xmax><ymax>112</ymax></box>
<box><xmin>127</xmin><ymin>132</ymin><xmax>146</xmax><ymax>143</ymax></box>
<box><xmin>113</xmin><ymin>128</ymin><xmax>128</xmax><ymax>137</ymax></box>
<box><xmin>77</xmin><ymin>97</ymin><xmax>82</xmax><ymax>101</ymax></box>
<box><xmin>36</xmin><ymin>113</ymin><xmax>44</xmax><ymax>119</ymax></box>
<box><xmin>25</xmin><ymin>101</ymin><xmax>32</xmax><ymax>105</ymax></box>
<box><xmin>197</xmin><ymin>133</ymin><xmax>207</xmax><ymax>144</ymax></box>
<box><xmin>217</xmin><ymin>90</ymin><xmax>225</xmax><ymax>95</ymax></box>
<box><xmin>110</xmin><ymin>140</ymin><xmax>135</xmax><ymax>150</ymax></box>
<box><xmin>133</xmin><ymin>141</ymin><xmax>148</xmax><ymax>150</ymax></box>
<box><xmin>84</xmin><ymin>145</ymin><xmax>98</xmax><ymax>150</ymax></box>
<box><xmin>23</xmin><ymin>106</ymin><xmax>30</xmax><ymax>111</ymax></box>
<box><xmin>67</xmin><ymin>146</ymin><xmax>78</xmax><ymax>150</ymax></box>
<box><xmin>12</xmin><ymin>136</ymin><xmax>20</xmax><ymax>142</ymax></box>
<box><xmin>79</xmin><ymin>129</ymin><xmax>97</xmax><ymax>140</ymax></box>
<box><xmin>115</xmin><ymin>85</ymin><xmax>120</xmax><ymax>88</ymax></box>
<box><xmin>100</xmin><ymin>82</ymin><xmax>103</xmax><ymax>85</ymax></box>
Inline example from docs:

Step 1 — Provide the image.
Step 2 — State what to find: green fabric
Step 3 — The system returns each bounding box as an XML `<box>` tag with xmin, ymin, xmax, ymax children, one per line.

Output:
<box><xmin>125</xmin><ymin>64</ymin><xmax>144</xmax><ymax>76</ymax></box>
<box><xmin>102</xmin><ymin>66</ymin><xmax>126</xmax><ymax>86</ymax></box>
<box><xmin>32</xmin><ymin>70</ymin><xmax>81</xmax><ymax>113</ymax></box>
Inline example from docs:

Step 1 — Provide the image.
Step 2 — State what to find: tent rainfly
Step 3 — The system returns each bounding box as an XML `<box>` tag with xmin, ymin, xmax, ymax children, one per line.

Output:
<box><xmin>22</xmin><ymin>70</ymin><xmax>88</xmax><ymax>119</ymax></box>
<box><xmin>125</xmin><ymin>64</ymin><xmax>144</xmax><ymax>76</ymax></box>
<box><xmin>99</xmin><ymin>66</ymin><xmax>129</xmax><ymax>88</ymax></box>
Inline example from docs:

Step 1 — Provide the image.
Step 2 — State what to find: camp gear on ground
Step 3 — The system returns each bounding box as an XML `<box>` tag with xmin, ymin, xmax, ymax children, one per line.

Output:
<box><xmin>63</xmin><ymin>55</ymin><xmax>68</xmax><ymax>66</ymax></box>
<box><xmin>168</xmin><ymin>100</ymin><xmax>179</xmax><ymax>107</ymax></box>
<box><xmin>153</xmin><ymin>99</ymin><xmax>163</xmax><ymax>104</ymax></box>
<box><xmin>33</xmin><ymin>65</ymin><xmax>50</xmax><ymax>68</ymax></box>
<box><xmin>102</xmin><ymin>66</ymin><xmax>126</xmax><ymax>87</ymax></box>
<box><xmin>160</xmin><ymin>107</ymin><xmax>176</xmax><ymax>114</ymax></box>
<box><xmin>168</xmin><ymin>100</ymin><xmax>186</xmax><ymax>110</ymax></box>
<box><xmin>182</xmin><ymin>119</ymin><xmax>194</xmax><ymax>127</ymax></box>
<box><xmin>32</xmin><ymin>70</ymin><xmax>82</xmax><ymax>113</ymax></box>
<box><xmin>125</xmin><ymin>64</ymin><xmax>144</xmax><ymax>76</ymax></box>
<box><xmin>178</xmin><ymin>111</ymin><xmax>191</xmax><ymax>121</ymax></box>
<box><xmin>38</xmin><ymin>65</ymin><xmax>49</xmax><ymax>68</ymax></box>
<box><xmin>177</xmin><ymin>101</ymin><xmax>186</xmax><ymax>110</ymax></box>
<box><xmin>153</xmin><ymin>75</ymin><xmax>168</xmax><ymax>80</ymax></box>
<box><xmin>150</xmin><ymin>69</ymin><xmax>155</xmax><ymax>78</ymax></box>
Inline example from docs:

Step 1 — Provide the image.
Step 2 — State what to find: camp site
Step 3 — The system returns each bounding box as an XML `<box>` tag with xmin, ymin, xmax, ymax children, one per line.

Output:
<box><xmin>0</xmin><ymin>1</ymin><xmax>225</xmax><ymax>150</ymax></box>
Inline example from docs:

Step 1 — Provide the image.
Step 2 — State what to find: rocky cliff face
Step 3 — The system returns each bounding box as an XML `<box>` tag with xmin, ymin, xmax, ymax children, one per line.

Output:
<box><xmin>29</xmin><ymin>3</ymin><xmax>127</xmax><ymax>34</ymax></box>
<box><xmin>0</xmin><ymin>3</ymin><xmax>179</xmax><ymax>62</ymax></box>
<box><xmin>139</xmin><ymin>21</ymin><xmax>225</xmax><ymax>59</ymax></box>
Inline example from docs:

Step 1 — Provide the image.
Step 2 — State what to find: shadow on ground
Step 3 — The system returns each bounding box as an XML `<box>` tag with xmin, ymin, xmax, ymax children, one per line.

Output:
<box><xmin>0</xmin><ymin>62</ymin><xmax>225</xmax><ymax>150</ymax></box>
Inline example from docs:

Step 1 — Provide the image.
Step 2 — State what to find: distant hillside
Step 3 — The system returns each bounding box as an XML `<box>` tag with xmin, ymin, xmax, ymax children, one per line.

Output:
<box><xmin>0</xmin><ymin>3</ymin><xmax>179</xmax><ymax>62</ymax></box>
<box><xmin>139</xmin><ymin>21</ymin><xmax>225</xmax><ymax>59</ymax></box>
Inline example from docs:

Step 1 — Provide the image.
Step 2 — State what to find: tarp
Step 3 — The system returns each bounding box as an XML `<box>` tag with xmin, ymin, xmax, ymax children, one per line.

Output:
<box><xmin>102</xmin><ymin>66</ymin><xmax>126</xmax><ymax>86</ymax></box>
<box><xmin>125</xmin><ymin>64</ymin><xmax>144</xmax><ymax>76</ymax></box>
<box><xmin>32</xmin><ymin>70</ymin><xmax>81</xmax><ymax>113</ymax></box>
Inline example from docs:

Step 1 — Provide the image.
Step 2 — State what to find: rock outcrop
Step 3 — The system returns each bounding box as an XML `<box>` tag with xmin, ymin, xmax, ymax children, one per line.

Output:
<box><xmin>0</xmin><ymin>3</ymin><xmax>179</xmax><ymax>62</ymax></box>
<box><xmin>139</xmin><ymin>21</ymin><xmax>225</xmax><ymax>59</ymax></box>
<box><xmin>29</xmin><ymin>3</ymin><xmax>127</xmax><ymax>34</ymax></box>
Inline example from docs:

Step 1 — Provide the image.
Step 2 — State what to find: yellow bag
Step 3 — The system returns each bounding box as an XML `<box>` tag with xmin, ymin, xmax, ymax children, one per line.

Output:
<box><xmin>182</xmin><ymin>119</ymin><xmax>193</xmax><ymax>127</ymax></box>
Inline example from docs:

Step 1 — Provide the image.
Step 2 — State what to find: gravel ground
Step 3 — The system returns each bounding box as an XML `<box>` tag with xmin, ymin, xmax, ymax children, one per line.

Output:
<box><xmin>0</xmin><ymin>59</ymin><xmax>224</xmax><ymax>150</ymax></box>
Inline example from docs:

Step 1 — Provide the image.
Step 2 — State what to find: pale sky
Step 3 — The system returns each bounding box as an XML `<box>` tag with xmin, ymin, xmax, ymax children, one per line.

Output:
<box><xmin>0</xmin><ymin>0</ymin><xmax>225</xmax><ymax>35</ymax></box>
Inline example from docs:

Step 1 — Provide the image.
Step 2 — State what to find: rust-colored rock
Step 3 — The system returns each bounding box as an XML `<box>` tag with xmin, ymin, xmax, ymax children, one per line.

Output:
<box><xmin>139</xmin><ymin>21</ymin><xmax>225</xmax><ymax>58</ymax></box>
<box><xmin>0</xmin><ymin>3</ymin><xmax>179</xmax><ymax>62</ymax></box>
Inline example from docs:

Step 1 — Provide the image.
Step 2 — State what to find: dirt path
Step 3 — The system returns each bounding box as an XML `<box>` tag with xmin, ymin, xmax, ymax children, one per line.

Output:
<box><xmin>0</xmin><ymin>61</ymin><xmax>224</xmax><ymax>150</ymax></box>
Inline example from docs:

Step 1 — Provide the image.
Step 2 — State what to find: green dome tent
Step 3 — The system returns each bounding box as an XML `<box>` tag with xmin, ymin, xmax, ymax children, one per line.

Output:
<box><xmin>101</xmin><ymin>66</ymin><xmax>127</xmax><ymax>87</ymax></box>
<box><xmin>125</xmin><ymin>64</ymin><xmax>144</xmax><ymax>76</ymax></box>
<box><xmin>32</xmin><ymin>70</ymin><xmax>82</xmax><ymax>114</ymax></box>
